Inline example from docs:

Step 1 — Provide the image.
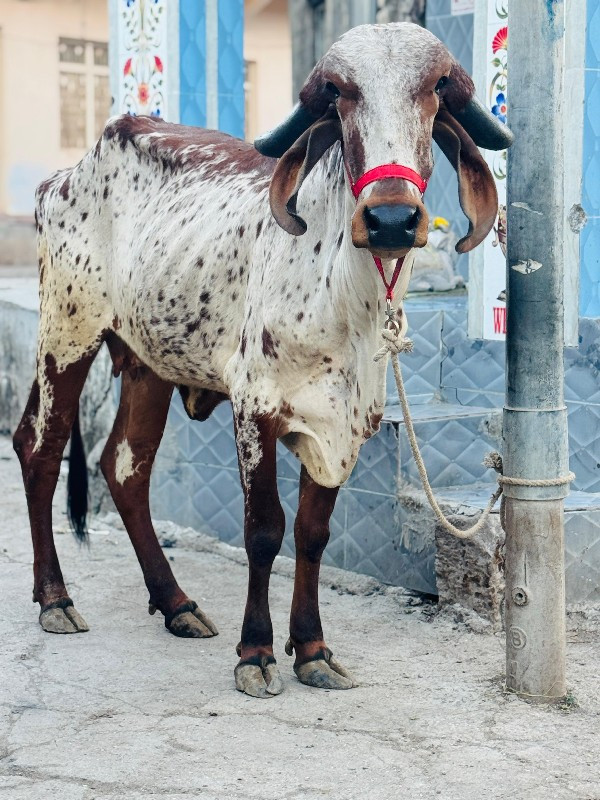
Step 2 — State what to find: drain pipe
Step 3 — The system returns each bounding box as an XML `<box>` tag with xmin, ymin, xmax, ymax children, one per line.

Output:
<box><xmin>503</xmin><ymin>0</ymin><xmax>569</xmax><ymax>701</ymax></box>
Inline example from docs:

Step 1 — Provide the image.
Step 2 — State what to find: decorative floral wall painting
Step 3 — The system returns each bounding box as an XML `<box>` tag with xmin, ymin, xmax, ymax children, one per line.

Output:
<box><xmin>119</xmin><ymin>0</ymin><xmax>168</xmax><ymax>118</ymax></box>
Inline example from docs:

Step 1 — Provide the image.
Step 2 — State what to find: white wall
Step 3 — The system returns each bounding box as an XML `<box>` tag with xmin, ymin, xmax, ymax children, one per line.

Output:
<box><xmin>0</xmin><ymin>0</ymin><xmax>292</xmax><ymax>215</ymax></box>
<box><xmin>244</xmin><ymin>0</ymin><xmax>292</xmax><ymax>141</ymax></box>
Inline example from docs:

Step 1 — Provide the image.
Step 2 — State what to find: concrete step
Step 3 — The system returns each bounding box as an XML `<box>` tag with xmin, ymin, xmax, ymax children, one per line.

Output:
<box><xmin>396</xmin><ymin>480</ymin><xmax>600</xmax><ymax>606</ymax></box>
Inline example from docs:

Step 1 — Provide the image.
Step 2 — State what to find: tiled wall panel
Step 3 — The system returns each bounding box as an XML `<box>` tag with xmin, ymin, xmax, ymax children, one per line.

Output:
<box><xmin>148</xmin><ymin>295</ymin><xmax>600</xmax><ymax>591</ymax></box>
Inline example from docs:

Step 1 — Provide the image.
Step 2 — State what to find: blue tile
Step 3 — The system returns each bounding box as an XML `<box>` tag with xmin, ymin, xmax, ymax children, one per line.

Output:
<box><xmin>398</xmin><ymin>411</ymin><xmax>501</xmax><ymax>489</ymax></box>
<box><xmin>188</xmin><ymin>463</ymin><xmax>244</xmax><ymax>543</ymax></box>
<box><xmin>150</xmin><ymin>461</ymin><xmax>194</xmax><ymax>528</ymax></box>
<box><xmin>440</xmin><ymin>305</ymin><xmax>505</xmax><ymax>399</ymax></box>
<box><xmin>276</xmin><ymin>442</ymin><xmax>302</xmax><ymax>481</ymax></box>
<box><xmin>565</xmin><ymin>318</ymin><xmax>600</xmax><ymax>404</ymax></box>
<box><xmin>180</xmin><ymin>93</ymin><xmax>207</xmax><ymax>128</ymax></box>
<box><xmin>582</xmin><ymin>135</ymin><xmax>600</xmax><ymax>214</ymax></box>
<box><xmin>568</xmin><ymin>402</ymin><xmax>600</xmax><ymax>493</ymax></box>
<box><xmin>387</xmin><ymin>309</ymin><xmax>443</xmax><ymax>403</ymax></box>
<box><xmin>449</xmin><ymin>388</ymin><xmax>503</xmax><ymax>408</ymax></box>
<box><xmin>580</xmin><ymin>218</ymin><xmax>600</xmax><ymax>317</ymax></box>
<box><xmin>218</xmin><ymin>93</ymin><xmax>245</xmax><ymax>138</ymax></box>
<box><xmin>582</xmin><ymin>70</ymin><xmax>600</xmax><ymax>217</ymax></box>
<box><xmin>565</xmin><ymin>509</ymin><xmax>600</xmax><ymax>603</ymax></box>
<box><xmin>218</xmin><ymin>0</ymin><xmax>244</xmax><ymax>138</ymax></box>
<box><xmin>346</xmin><ymin>422</ymin><xmax>399</xmax><ymax>494</ymax></box>
<box><xmin>179</xmin><ymin>0</ymin><xmax>206</xmax><ymax>126</ymax></box>
<box><xmin>587</xmin><ymin>0</ymin><xmax>600</xmax><ymax>72</ymax></box>
<box><xmin>426</xmin><ymin>12</ymin><xmax>473</xmax><ymax>73</ymax></box>
<box><xmin>426</xmin><ymin>0</ymin><xmax>451</xmax><ymax>17</ymax></box>
<box><xmin>332</xmin><ymin>488</ymin><xmax>402</xmax><ymax>580</ymax></box>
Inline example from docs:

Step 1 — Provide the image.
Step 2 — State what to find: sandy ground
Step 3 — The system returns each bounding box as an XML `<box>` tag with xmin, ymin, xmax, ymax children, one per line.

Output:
<box><xmin>1</xmin><ymin>435</ymin><xmax>600</xmax><ymax>800</ymax></box>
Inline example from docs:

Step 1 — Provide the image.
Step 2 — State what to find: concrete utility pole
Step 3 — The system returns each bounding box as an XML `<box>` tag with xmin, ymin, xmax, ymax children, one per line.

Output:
<box><xmin>504</xmin><ymin>0</ymin><xmax>569</xmax><ymax>701</ymax></box>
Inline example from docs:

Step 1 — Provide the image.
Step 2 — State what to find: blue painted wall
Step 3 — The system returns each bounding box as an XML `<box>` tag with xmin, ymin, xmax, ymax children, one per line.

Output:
<box><xmin>217</xmin><ymin>0</ymin><xmax>245</xmax><ymax>138</ymax></box>
<box><xmin>581</xmin><ymin>0</ymin><xmax>600</xmax><ymax>316</ymax></box>
<box><xmin>179</xmin><ymin>0</ymin><xmax>207</xmax><ymax>127</ymax></box>
<box><xmin>178</xmin><ymin>0</ymin><xmax>244</xmax><ymax>138</ymax></box>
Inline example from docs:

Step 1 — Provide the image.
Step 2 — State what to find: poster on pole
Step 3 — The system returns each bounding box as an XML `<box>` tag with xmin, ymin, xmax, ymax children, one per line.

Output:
<box><xmin>480</xmin><ymin>0</ymin><xmax>508</xmax><ymax>339</ymax></box>
<box><xmin>469</xmin><ymin>0</ymin><xmax>508</xmax><ymax>340</ymax></box>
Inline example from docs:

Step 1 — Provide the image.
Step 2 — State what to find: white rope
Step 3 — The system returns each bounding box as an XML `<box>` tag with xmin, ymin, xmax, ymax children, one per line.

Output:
<box><xmin>377</xmin><ymin>327</ymin><xmax>576</xmax><ymax>539</ymax></box>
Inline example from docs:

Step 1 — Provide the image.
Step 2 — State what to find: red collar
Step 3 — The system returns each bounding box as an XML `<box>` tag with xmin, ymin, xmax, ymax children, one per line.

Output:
<box><xmin>350</xmin><ymin>164</ymin><xmax>428</xmax><ymax>199</ymax></box>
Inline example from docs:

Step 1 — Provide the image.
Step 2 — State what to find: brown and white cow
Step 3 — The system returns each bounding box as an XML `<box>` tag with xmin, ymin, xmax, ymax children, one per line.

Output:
<box><xmin>14</xmin><ymin>23</ymin><xmax>511</xmax><ymax>698</ymax></box>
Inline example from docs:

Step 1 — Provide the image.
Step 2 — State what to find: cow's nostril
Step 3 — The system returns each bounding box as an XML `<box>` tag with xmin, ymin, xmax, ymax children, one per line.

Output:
<box><xmin>406</xmin><ymin>207</ymin><xmax>420</xmax><ymax>231</ymax></box>
<box><xmin>363</xmin><ymin>206</ymin><xmax>380</xmax><ymax>232</ymax></box>
<box><xmin>363</xmin><ymin>204</ymin><xmax>421</xmax><ymax>249</ymax></box>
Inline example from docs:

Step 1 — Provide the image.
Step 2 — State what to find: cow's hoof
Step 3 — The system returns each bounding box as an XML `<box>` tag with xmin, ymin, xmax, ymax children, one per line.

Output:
<box><xmin>235</xmin><ymin>657</ymin><xmax>284</xmax><ymax>698</ymax></box>
<box><xmin>164</xmin><ymin>602</ymin><xmax>218</xmax><ymax>638</ymax></box>
<box><xmin>39</xmin><ymin>600</ymin><xmax>89</xmax><ymax>634</ymax></box>
<box><xmin>294</xmin><ymin>653</ymin><xmax>358</xmax><ymax>690</ymax></box>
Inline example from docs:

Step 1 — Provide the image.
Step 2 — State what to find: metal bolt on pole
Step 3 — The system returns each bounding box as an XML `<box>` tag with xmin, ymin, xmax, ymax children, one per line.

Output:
<box><xmin>504</xmin><ymin>0</ymin><xmax>569</xmax><ymax>702</ymax></box>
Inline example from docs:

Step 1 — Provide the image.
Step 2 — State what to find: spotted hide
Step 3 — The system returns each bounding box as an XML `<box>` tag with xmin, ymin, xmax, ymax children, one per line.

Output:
<box><xmin>14</xmin><ymin>23</ymin><xmax>508</xmax><ymax>698</ymax></box>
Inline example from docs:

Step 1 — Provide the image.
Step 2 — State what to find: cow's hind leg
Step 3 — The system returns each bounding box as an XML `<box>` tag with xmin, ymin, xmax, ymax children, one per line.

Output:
<box><xmin>13</xmin><ymin>350</ymin><xmax>99</xmax><ymax>633</ymax></box>
<box><xmin>233</xmin><ymin>412</ymin><xmax>285</xmax><ymax>698</ymax></box>
<box><xmin>287</xmin><ymin>467</ymin><xmax>357</xmax><ymax>689</ymax></box>
<box><xmin>100</xmin><ymin>365</ymin><xmax>218</xmax><ymax>638</ymax></box>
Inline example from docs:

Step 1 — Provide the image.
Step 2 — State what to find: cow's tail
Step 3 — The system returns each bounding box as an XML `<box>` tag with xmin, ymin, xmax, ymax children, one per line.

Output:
<box><xmin>67</xmin><ymin>410</ymin><xmax>89</xmax><ymax>542</ymax></box>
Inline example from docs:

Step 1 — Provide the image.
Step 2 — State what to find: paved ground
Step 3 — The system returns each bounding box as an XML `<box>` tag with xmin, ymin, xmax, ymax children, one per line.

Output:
<box><xmin>1</xmin><ymin>436</ymin><xmax>600</xmax><ymax>800</ymax></box>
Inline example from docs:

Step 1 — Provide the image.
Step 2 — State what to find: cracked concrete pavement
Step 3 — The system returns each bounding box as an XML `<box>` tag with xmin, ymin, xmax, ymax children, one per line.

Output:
<box><xmin>1</xmin><ymin>435</ymin><xmax>600</xmax><ymax>800</ymax></box>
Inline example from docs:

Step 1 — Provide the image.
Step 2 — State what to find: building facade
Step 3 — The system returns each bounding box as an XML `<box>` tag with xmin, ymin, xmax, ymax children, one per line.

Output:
<box><xmin>0</xmin><ymin>0</ymin><xmax>291</xmax><ymax>261</ymax></box>
<box><xmin>0</xmin><ymin>0</ymin><xmax>109</xmax><ymax>219</ymax></box>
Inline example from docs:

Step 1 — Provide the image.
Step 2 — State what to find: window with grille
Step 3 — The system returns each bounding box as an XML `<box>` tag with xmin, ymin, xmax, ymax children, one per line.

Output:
<box><xmin>59</xmin><ymin>38</ymin><xmax>110</xmax><ymax>149</ymax></box>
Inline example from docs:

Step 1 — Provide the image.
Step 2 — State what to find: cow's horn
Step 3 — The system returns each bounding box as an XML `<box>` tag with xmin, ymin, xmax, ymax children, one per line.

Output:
<box><xmin>254</xmin><ymin>103</ymin><xmax>318</xmax><ymax>158</ymax></box>
<box><xmin>451</xmin><ymin>96</ymin><xmax>514</xmax><ymax>151</ymax></box>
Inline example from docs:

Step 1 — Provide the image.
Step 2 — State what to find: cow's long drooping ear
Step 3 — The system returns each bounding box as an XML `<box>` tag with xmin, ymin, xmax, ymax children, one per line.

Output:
<box><xmin>269</xmin><ymin>112</ymin><xmax>342</xmax><ymax>235</ymax></box>
<box><xmin>443</xmin><ymin>62</ymin><xmax>513</xmax><ymax>151</ymax></box>
<box><xmin>433</xmin><ymin>109</ymin><xmax>498</xmax><ymax>254</ymax></box>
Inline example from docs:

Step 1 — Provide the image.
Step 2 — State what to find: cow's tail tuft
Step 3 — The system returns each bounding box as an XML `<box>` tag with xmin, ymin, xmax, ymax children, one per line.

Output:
<box><xmin>67</xmin><ymin>410</ymin><xmax>89</xmax><ymax>543</ymax></box>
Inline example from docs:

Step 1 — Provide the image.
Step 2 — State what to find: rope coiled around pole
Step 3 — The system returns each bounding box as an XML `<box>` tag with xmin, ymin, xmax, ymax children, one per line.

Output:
<box><xmin>376</xmin><ymin>329</ymin><xmax>576</xmax><ymax>539</ymax></box>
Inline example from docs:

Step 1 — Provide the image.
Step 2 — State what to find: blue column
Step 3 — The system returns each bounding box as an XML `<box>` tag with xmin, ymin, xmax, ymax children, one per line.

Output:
<box><xmin>580</xmin><ymin>0</ymin><xmax>600</xmax><ymax>317</ymax></box>
<box><xmin>179</xmin><ymin>0</ymin><xmax>207</xmax><ymax>127</ymax></box>
<box><xmin>179</xmin><ymin>0</ymin><xmax>244</xmax><ymax>137</ymax></box>
<box><xmin>217</xmin><ymin>0</ymin><xmax>245</xmax><ymax>138</ymax></box>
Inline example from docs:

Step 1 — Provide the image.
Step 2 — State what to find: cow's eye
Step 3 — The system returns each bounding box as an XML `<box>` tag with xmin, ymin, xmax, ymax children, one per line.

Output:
<box><xmin>325</xmin><ymin>81</ymin><xmax>341</xmax><ymax>99</ymax></box>
<box><xmin>435</xmin><ymin>76</ymin><xmax>449</xmax><ymax>94</ymax></box>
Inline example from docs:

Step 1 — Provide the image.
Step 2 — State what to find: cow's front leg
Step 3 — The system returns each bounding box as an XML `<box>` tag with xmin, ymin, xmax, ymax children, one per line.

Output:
<box><xmin>287</xmin><ymin>466</ymin><xmax>357</xmax><ymax>689</ymax></box>
<box><xmin>233</xmin><ymin>411</ymin><xmax>285</xmax><ymax>698</ymax></box>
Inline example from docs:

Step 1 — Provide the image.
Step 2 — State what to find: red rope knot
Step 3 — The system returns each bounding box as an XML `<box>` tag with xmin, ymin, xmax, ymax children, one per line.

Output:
<box><xmin>373</xmin><ymin>256</ymin><xmax>405</xmax><ymax>304</ymax></box>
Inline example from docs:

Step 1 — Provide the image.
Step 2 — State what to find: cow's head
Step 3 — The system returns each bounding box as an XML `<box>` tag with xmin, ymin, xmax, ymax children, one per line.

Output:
<box><xmin>255</xmin><ymin>23</ymin><xmax>512</xmax><ymax>260</ymax></box>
